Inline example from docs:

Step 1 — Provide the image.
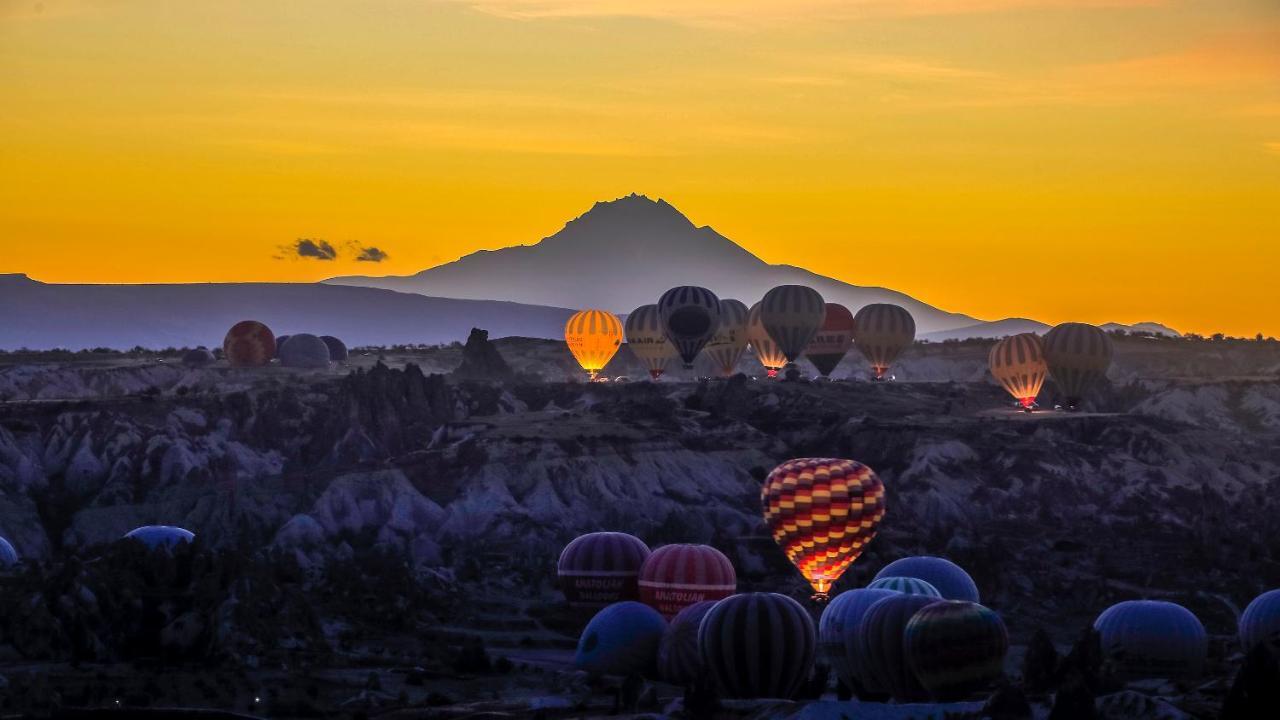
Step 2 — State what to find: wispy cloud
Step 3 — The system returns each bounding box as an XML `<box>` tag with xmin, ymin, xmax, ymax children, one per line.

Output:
<box><xmin>355</xmin><ymin>246</ymin><xmax>389</xmax><ymax>262</ymax></box>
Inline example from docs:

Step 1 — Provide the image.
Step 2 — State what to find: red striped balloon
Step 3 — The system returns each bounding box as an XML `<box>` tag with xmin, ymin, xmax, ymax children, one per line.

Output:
<box><xmin>557</xmin><ymin>532</ymin><xmax>651</xmax><ymax>612</ymax></box>
<box><xmin>761</xmin><ymin>458</ymin><xmax>886</xmax><ymax>597</ymax></box>
<box><xmin>638</xmin><ymin>544</ymin><xmax>736</xmax><ymax>619</ymax></box>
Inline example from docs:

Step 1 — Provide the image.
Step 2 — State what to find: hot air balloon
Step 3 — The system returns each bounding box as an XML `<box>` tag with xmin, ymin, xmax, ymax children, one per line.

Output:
<box><xmin>574</xmin><ymin>601</ymin><xmax>667</xmax><ymax>677</ymax></box>
<box><xmin>905</xmin><ymin>600</ymin><xmax>1009</xmax><ymax>701</ymax></box>
<box><xmin>274</xmin><ymin>334</ymin><xmax>291</xmax><ymax>359</ymax></box>
<box><xmin>1240</xmin><ymin>589</ymin><xmax>1280</xmax><ymax>656</ymax></box>
<box><xmin>874</xmin><ymin>556</ymin><xmax>980</xmax><ymax>602</ymax></box>
<box><xmin>557</xmin><ymin>532</ymin><xmax>651</xmax><ymax>612</ymax></box>
<box><xmin>624</xmin><ymin>304</ymin><xmax>678</xmax><ymax>380</ymax></box>
<box><xmin>747</xmin><ymin>302</ymin><xmax>789</xmax><ymax>378</ymax></box>
<box><xmin>1093</xmin><ymin>600</ymin><xmax>1207</xmax><ymax>681</ymax></box>
<box><xmin>181</xmin><ymin>347</ymin><xmax>215</xmax><ymax>367</ymax></box>
<box><xmin>805</xmin><ymin>303</ymin><xmax>855</xmax><ymax>378</ymax></box>
<box><xmin>819</xmin><ymin>588</ymin><xmax>898</xmax><ymax>694</ymax></box>
<box><xmin>700</xmin><ymin>593</ymin><xmax>816</xmax><ymax>699</ymax></box>
<box><xmin>761</xmin><ymin>458</ymin><xmax>886</xmax><ymax>601</ymax></box>
<box><xmin>989</xmin><ymin>333</ymin><xmax>1048</xmax><ymax>410</ymax></box>
<box><xmin>701</xmin><ymin>299</ymin><xmax>749</xmax><ymax>377</ymax></box>
<box><xmin>321</xmin><ymin>335</ymin><xmax>349</xmax><ymax>363</ymax></box>
<box><xmin>124</xmin><ymin>525</ymin><xmax>195</xmax><ymax>550</ymax></box>
<box><xmin>638</xmin><ymin>544</ymin><xmax>736</xmax><ymax>619</ymax></box>
<box><xmin>858</xmin><ymin>594</ymin><xmax>937</xmax><ymax>702</ymax></box>
<box><xmin>657</xmin><ymin>600</ymin><xmax>717</xmax><ymax>685</ymax></box>
<box><xmin>867</xmin><ymin>576</ymin><xmax>942</xmax><ymax>598</ymax></box>
<box><xmin>565</xmin><ymin>309</ymin><xmax>624</xmax><ymax>380</ymax></box>
<box><xmin>1043</xmin><ymin>322</ymin><xmax>1114</xmax><ymax>408</ymax></box>
<box><xmin>279</xmin><ymin>333</ymin><xmax>332</xmax><ymax>368</ymax></box>
<box><xmin>0</xmin><ymin>537</ymin><xmax>18</xmax><ymax>566</ymax></box>
<box><xmin>852</xmin><ymin>304</ymin><xmax>915</xmax><ymax>380</ymax></box>
<box><xmin>658</xmin><ymin>286</ymin><xmax>721</xmax><ymax>369</ymax></box>
<box><xmin>759</xmin><ymin>285</ymin><xmax>826</xmax><ymax>371</ymax></box>
<box><xmin>223</xmin><ymin>320</ymin><xmax>276</xmax><ymax>367</ymax></box>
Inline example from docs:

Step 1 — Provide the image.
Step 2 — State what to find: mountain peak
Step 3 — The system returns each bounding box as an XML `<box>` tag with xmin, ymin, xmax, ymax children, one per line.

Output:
<box><xmin>0</xmin><ymin>273</ymin><xmax>38</xmax><ymax>286</ymax></box>
<box><xmin>568</xmin><ymin>193</ymin><xmax>695</xmax><ymax>233</ymax></box>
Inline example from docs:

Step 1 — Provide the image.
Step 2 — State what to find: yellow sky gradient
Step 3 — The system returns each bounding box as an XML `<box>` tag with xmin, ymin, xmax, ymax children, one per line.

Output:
<box><xmin>2</xmin><ymin>0</ymin><xmax>1278</xmax><ymax>336</ymax></box>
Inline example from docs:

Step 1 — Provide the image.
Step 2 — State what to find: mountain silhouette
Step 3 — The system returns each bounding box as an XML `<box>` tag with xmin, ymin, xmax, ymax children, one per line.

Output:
<box><xmin>325</xmin><ymin>194</ymin><xmax>980</xmax><ymax>334</ymax></box>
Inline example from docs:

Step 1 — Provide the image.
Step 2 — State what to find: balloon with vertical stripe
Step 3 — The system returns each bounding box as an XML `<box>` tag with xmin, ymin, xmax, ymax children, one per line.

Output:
<box><xmin>624</xmin><ymin>304</ymin><xmax>678</xmax><ymax>380</ymax></box>
<box><xmin>905</xmin><ymin>600</ymin><xmax>1009</xmax><ymax>701</ymax></box>
<box><xmin>658</xmin><ymin>286</ymin><xmax>721</xmax><ymax>368</ymax></box>
<box><xmin>819</xmin><ymin>588</ymin><xmax>898</xmax><ymax>694</ymax></box>
<box><xmin>747</xmin><ymin>302</ymin><xmax>789</xmax><ymax>377</ymax></box>
<box><xmin>805</xmin><ymin>303</ymin><xmax>855</xmax><ymax>377</ymax></box>
<box><xmin>699</xmin><ymin>592</ymin><xmax>817</xmax><ymax>699</ymax></box>
<box><xmin>657</xmin><ymin>600</ymin><xmax>717</xmax><ymax>685</ymax></box>
<box><xmin>760</xmin><ymin>285</ymin><xmax>826</xmax><ymax>364</ymax></box>
<box><xmin>565</xmin><ymin>309</ymin><xmax>624</xmax><ymax>379</ymax></box>
<box><xmin>867</xmin><ymin>576</ymin><xmax>942</xmax><ymax>598</ymax></box>
<box><xmin>874</xmin><ymin>556</ymin><xmax>980</xmax><ymax>602</ymax></box>
<box><xmin>223</xmin><ymin>320</ymin><xmax>276</xmax><ymax>367</ymax></box>
<box><xmin>1093</xmin><ymin>600</ymin><xmax>1207</xmax><ymax>681</ymax></box>
<box><xmin>857</xmin><ymin>594</ymin><xmax>936</xmax><ymax>702</ymax></box>
<box><xmin>1043</xmin><ymin>322</ymin><xmax>1113</xmax><ymax>406</ymax></box>
<box><xmin>761</xmin><ymin>458</ymin><xmax>886</xmax><ymax>597</ymax></box>
<box><xmin>557</xmin><ymin>532</ymin><xmax>651</xmax><ymax>612</ymax></box>
<box><xmin>701</xmin><ymin>299</ymin><xmax>750</xmax><ymax>377</ymax></box>
<box><xmin>638</xmin><ymin>544</ymin><xmax>737</xmax><ymax>619</ymax></box>
<box><xmin>989</xmin><ymin>333</ymin><xmax>1048</xmax><ymax>409</ymax></box>
<box><xmin>1239</xmin><ymin>589</ymin><xmax>1280</xmax><ymax>656</ymax></box>
<box><xmin>851</xmin><ymin>304</ymin><xmax>916</xmax><ymax>379</ymax></box>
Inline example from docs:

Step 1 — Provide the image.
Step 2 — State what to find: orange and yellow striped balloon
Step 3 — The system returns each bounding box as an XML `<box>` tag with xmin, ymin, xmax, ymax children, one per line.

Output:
<box><xmin>761</xmin><ymin>458</ymin><xmax>886</xmax><ymax>598</ymax></box>
<box><xmin>988</xmin><ymin>333</ymin><xmax>1048</xmax><ymax>409</ymax></box>
<box><xmin>565</xmin><ymin>309</ymin><xmax>623</xmax><ymax>379</ymax></box>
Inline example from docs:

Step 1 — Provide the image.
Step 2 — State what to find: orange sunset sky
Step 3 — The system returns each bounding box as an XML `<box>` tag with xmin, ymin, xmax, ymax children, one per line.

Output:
<box><xmin>2</xmin><ymin>0</ymin><xmax>1278</xmax><ymax>336</ymax></box>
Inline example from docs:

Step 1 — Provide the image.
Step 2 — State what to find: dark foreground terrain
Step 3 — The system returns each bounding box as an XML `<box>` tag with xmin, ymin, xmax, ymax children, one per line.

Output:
<box><xmin>1</xmin><ymin>334</ymin><xmax>1278</xmax><ymax>718</ymax></box>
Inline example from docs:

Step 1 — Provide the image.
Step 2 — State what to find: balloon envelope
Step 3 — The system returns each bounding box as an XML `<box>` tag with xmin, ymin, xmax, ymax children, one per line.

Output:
<box><xmin>320</xmin><ymin>335</ymin><xmax>348</xmax><ymax>363</ymax></box>
<box><xmin>658</xmin><ymin>286</ymin><xmax>721</xmax><ymax>367</ymax></box>
<box><xmin>125</xmin><ymin>525</ymin><xmax>195</xmax><ymax>550</ymax></box>
<box><xmin>1240</xmin><ymin>589</ymin><xmax>1280</xmax><ymax>656</ymax></box>
<box><xmin>819</xmin><ymin>588</ymin><xmax>898</xmax><ymax>693</ymax></box>
<box><xmin>905</xmin><ymin>600</ymin><xmax>1008</xmax><ymax>701</ymax></box>
<box><xmin>747</xmin><ymin>302</ymin><xmax>788</xmax><ymax>377</ymax></box>
<box><xmin>557</xmin><ymin>532</ymin><xmax>651</xmax><ymax>612</ymax></box>
<box><xmin>638</xmin><ymin>544</ymin><xmax>736</xmax><ymax>619</ymax></box>
<box><xmin>858</xmin><ymin>594</ymin><xmax>937</xmax><ymax>702</ymax></box>
<box><xmin>1093</xmin><ymin>600</ymin><xmax>1206</xmax><ymax>681</ymax></box>
<box><xmin>761</xmin><ymin>458</ymin><xmax>886</xmax><ymax>595</ymax></box>
<box><xmin>806</xmin><ymin>303</ymin><xmax>855</xmax><ymax>377</ymax></box>
<box><xmin>182</xmin><ymin>348</ymin><xmax>215</xmax><ymax>367</ymax></box>
<box><xmin>700</xmin><ymin>593</ymin><xmax>816</xmax><ymax>699</ymax></box>
<box><xmin>279</xmin><ymin>333</ymin><xmax>332</xmax><ymax>368</ymax></box>
<box><xmin>874</xmin><ymin>556</ymin><xmax>979</xmax><ymax>602</ymax></box>
<box><xmin>867</xmin><ymin>576</ymin><xmax>942</xmax><ymax>598</ymax></box>
<box><xmin>574</xmin><ymin>601</ymin><xmax>667</xmax><ymax>677</ymax></box>
<box><xmin>760</xmin><ymin>285</ymin><xmax>826</xmax><ymax>364</ymax></box>
<box><xmin>0</xmin><ymin>537</ymin><xmax>18</xmax><ymax>566</ymax></box>
<box><xmin>223</xmin><ymin>321</ymin><xmax>276</xmax><ymax>367</ymax></box>
<box><xmin>624</xmin><ymin>304</ymin><xmax>678</xmax><ymax>380</ymax></box>
<box><xmin>657</xmin><ymin>600</ymin><xmax>717</xmax><ymax>685</ymax></box>
<box><xmin>989</xmin><ymin>333</ymin><xmax>1048</xmax><ymax>408</ymax></box>
<box><xmin>701</xmin><ymin>299</ymin><xmax>750</xmax><ymax>377</ymax></box>
<box><xmin>565</xmin><ymin>309</ymin><xmax>624</xmax><ymax>378</ymax></box>
<box><xmin>1043</xmin><ymin>322</ymin><xmax>1113</xmax><ymax>406</ymax></box>
<box><xmin>852</xmin><ymin>304</ymin><xmax>915</xmax><ymax>379</ymax></box>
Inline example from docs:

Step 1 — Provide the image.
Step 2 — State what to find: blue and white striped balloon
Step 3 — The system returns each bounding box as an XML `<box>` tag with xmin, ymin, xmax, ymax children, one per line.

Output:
<box><xmin>868</xmin><ymin>576</ymin><xmax>942</xmax><ymax>598</ymax></box>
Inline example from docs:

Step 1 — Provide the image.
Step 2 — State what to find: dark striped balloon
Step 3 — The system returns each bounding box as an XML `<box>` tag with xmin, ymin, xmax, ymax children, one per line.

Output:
<box><xmin>905</xmin><ymin>600</ymin><xmax>1009</xmax><ymax>701</ymax></box>
<box><xmin>874</xmin><ymin>556</ymin><xmax>980</xmax><ymax>602</ymax></box>
<box><xmin>558</xmin><ymin>532</ymin><xmax>651</xmax><ymax>612</ymax></box>
<box><xmin>747</xmin><ymin>302</ymin><xmax>788</xmax><ymax>377</ymax></box>
<box><xmin>989</xmin><ymin>332</ymin><xmax>1048</xmax><ymax>409</ymax></box>
<box><xmin>1093</xmin><ymin>600</ymin><xmax>1206</xmax><ymax>681</ymax></box>
<box><xmin>760</xmin><ymin>285</ymin><xmax>826</xmax><ymax>364</ymax></box>
<box><xmin>819</xmin><ymin>588</ymin><xmax>898</xmax><ymax>693</ymax></box>
<box><xmin>638</xmin><ymin>544</ymin><xmax>736</xmax><ymax>619</ymax></box>
<box><xmin>805</xmin><ymin>303</ymin><xmax>855</xmax><ymax>377</ymax></box>
<box><xmin>699</xmin><ymin>592</ymin><xmax>816</xmax><ymax>699</ymax></box>
<box><xmin>625</xmin><ymin>304</ymin><xmax>677</xmax><ymax>380</ymax></box>
<box><xmin>702</xmin><ymin>299</ymin><xmax>750</xmax><ymax>377</ymax></box>
<box><xmin>657</xmin><ymin>600</ymin><xmax>717</xmax><ymax>685</ymax></box>
<box><xmin>1240</xmin><ymin>589</ymin><xmax>1280</xmax><ymax>656</ymax></box>
<box><xmin>851</xmin><ymin>304</ymin><xmax>915</xmax><ymax>379</ymax></box>
<box><xmin>857</xmin><ymin>594</ymin><xmax>936</xmax><ymax>702</ymax></box>
<box><xmin>1042</xmin><ymin>322</ymin><xmax>1113</xmax><ymax>407</ymax></box>
<box><xmin>658</xmin><ymin>286</ymin><xmax>721</xmax><ymax>368</ymax></box>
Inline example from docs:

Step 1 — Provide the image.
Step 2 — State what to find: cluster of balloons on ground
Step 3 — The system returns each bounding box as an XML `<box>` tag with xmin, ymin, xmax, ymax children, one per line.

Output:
<box><xmin>178</xmin><ymin>320</ymin><xmax>349</xmax><ymax>369</ymax></box>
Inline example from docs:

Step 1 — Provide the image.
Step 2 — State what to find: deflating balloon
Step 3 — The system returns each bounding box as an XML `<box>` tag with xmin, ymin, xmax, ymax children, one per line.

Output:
<box><xmin>858</xmin><ymin>594</ymin><xmax>937</xmax><ymax>702</ymax></box>
<box><xmin>805</xmin><ymin>303</ymin><xmax>855</xmax><ymax>377</ymax></box>
<box><xmin>867</xmin><ymin>576</ymin><xmax>942</xmax><ymax>598</ymax></box>
<box><xmin>700</xmin><ymin>593</ymin><xmax>816</xmax><ymax>699</ymax></box>
<box><xmin>638</xmin><ymin>544</ymin><xmax>736</xmax><ymax>619</ymax></box>
<box><xmin>761</xmin><ymin>458</ymin><xmax>886</xmax><ymax>598</ymax></box>
<box><xmin>905</xmin><ymin>600</ymin><xmax>1009</xmax><ymax>701</ymax></box>
<box><xmin>1093</xmin><ymin>600</ymin><xmax>1207</xmax><ymax>681</ymax></box>
<box><xmin>0</xmin><ymin>537</ymin><xmax>18</xmax><ymax>566</ymax></box>
<box><xmin>182</xmin><ymin>348</ymin><xmax>215</xmax><ymax>367</ymax></box>
<box><xmin>874</xmin><ymin>556</ymin><xmax>980</xmax><ymax>603</ymax></box>
<box><xmin>223</xmin><ymin>320</ymin><xmax>276</xmax><ymax>367</ymax></box>
<box><xmin>657</xmin><ymin>600</ymin><xmax>717</xmax><ymax>685</ymax></box>
<box><xmin>565</xmin><ymin>309</ymin><xmax>624</xmax><ymax>380</ymax></box>
<box><xmin>989</xmin><ymin>333</ymin><xmax>1048</xmax><ymax>409</ymax></box>
<box><xmin>320</xmin><ymin>335</ymin><xmax>349</xmax><ymax>363</ymax></box>
<box><xmin>279</xmin><ymin>333</ymin><xmax>332</xmax><ymax>369</ymax></box>
<box><xmin>1042</xmin><ymin>322</ymin><xmax>1113</xmax><ymax>407</ymax></box>
<box><xmin>760</xmin><ymin>285</ymin><xmax>826</xmax><ymax>365</ymax></box>
<box><xmin>125</xmin><ymin>525</ymin><xmax>195</xmax><ymax>550</ymax></box>
<box><xmin>819</xmin><ymin>588</ymin><xmax>898</xmax><ymax>693</ymax></box>
<box><xmin>747</xmin><ymin>302</ymin><xmax>788</xmax><ymax>378</ymax></box>
<box><xmin>852</xmin><ymin>304</ymin><xmax>915</xmax><ymax>379</ymax></box>
<box><xmin>658</xmin><ymin>286</ymin><xmax>721</xmax><ymax>368</ymax></box>
<box><xmin>1240</xmin><ymin>589</ymin><xmax>1280</xmax><ymax>656</ymax></box>
<box><xmin>624</xmin><ymin>304</ymin><xmax>678</xmax><ymax>380</ymax></box>
<box><xmin>558</xmin><ymin>532</ymin><xmax>651</xmax><ymax>612</ymax></box>
<box><xmin>701</xmin><ymin>299</ymin><xmax>750</xmax><ymax>377</ymax></box>
<box><xmin>574</xmin><ymin>601</ymin><xmax>667</xmax><ymax>677</ymax></box>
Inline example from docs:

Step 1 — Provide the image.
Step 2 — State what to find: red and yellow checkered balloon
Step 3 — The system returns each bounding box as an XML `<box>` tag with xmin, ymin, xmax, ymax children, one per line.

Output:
<box><xmin>761</xmin><ymin>458</ymin><xmax>886</xmax><ymax>597</ymax></box>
